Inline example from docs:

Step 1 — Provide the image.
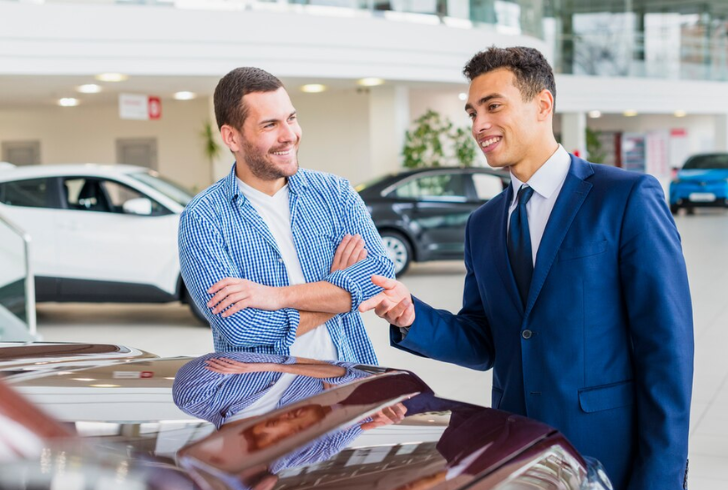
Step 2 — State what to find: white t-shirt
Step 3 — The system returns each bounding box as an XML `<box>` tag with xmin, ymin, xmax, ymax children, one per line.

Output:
<box><xmin>237</xmin><ymin>178</ymin><xmax>337</xmax><ymax>360</ymax></box>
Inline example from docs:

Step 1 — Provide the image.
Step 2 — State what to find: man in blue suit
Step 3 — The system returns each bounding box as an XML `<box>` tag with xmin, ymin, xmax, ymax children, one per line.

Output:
<box><xmin>360</xmin><ymin>46</ymin><xmax>693</xmax><ymax>490</ymax></box>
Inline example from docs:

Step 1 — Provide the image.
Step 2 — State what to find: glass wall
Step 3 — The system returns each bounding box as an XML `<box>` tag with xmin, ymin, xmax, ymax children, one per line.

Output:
<box><xmin>0</xmin><ymin>211</ymin><xmax>35</xmax><ymax>341</ymax></box>
<box><xmin>545</xmin><ymin>0</ymin><xmax>728</xmax><ymax>81</ymax></box>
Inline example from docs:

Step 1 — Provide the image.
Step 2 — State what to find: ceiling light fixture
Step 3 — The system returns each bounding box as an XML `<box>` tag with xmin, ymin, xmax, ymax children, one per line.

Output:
<box><xmin>301</xmin><ymin>84</ymin><xmax>327</xmax><ymax>93</ymax></box>
<box><xmin>95</xmin><ymin>73</ymin><xmax>129</xmax><ymax>83</ymax></box>
<box><xmin>58</xmin><ymin>98</ymin><xmax>80</xmax><ymax>107</ymax></box>
<box><xmin>623</xmin><ymin>110</ymin><xmax>638</xmax><ymax>117</ymax></box>
<box><xmin>173</xmin><ymin>91</ymin><xmax>196</xmax><ymax>100</ymax></box>
<box><xmin>588</xmin><ymin>110</ymin><xmax>602</xmax><ymax>118</ymax></box>
<box><xmin>674</xmin><ymin>110</ymin><xmax>687</xmax><ymax>118</ymax></box>
<box><xmin>77</xmin><ymin>84</ymin><xmax>102</xmax><ymax>94</ymax></box>
<box><xmin>458</xmin><ymin>92</ymin><xmax>467</xmax><ymax>101</ymax></box>
<box><xmin>357</xmin><ymin>78</ymin><xmax>385</xmax><ymax>87</ymax></box>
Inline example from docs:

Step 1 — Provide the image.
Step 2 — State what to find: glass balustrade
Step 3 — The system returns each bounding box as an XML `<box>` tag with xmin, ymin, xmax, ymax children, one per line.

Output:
<box><xmin>0</xmin><ymin>211</ymin><xmax>36</xmax><ymax>342</ymax></box>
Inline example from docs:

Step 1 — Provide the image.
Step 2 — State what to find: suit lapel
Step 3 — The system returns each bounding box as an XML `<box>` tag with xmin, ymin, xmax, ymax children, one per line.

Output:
<box><xmin>492</xmin><ymin>185</ymin><xmax>525</xmax><ymax>315</ymax></box>
<box><xmin>524</xmin><ymin>157</ymin><xmax>594</xmax><ymax>319</ymax></box>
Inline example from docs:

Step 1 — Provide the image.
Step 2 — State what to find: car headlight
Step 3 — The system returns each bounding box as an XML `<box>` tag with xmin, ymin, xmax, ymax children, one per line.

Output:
<box><xmin>491</xmin><ymin>444</ymin><xmax>612</xmax><ymax>490</ymax></box>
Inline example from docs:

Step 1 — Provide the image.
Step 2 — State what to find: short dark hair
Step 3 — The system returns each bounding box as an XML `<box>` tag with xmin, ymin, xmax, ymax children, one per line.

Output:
<box><xmin>463</xmin><ymin>46</ymin><xmax>556</xmax><ymax>104</ymax></box>
<box><xmin>213</xmin><ymin>67</ymin><xmax>284</xmax><ymax>130</ymax></box>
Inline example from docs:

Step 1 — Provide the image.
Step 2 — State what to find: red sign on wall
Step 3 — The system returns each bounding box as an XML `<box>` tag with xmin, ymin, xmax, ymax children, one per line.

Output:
<box><xmin>148</xmin><ymin>96</ymin><xmax>162</xmax><ymax>120</ymax></box>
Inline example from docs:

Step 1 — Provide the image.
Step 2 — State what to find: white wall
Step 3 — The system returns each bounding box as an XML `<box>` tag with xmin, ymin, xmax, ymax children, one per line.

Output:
<box><xmin>0</xmin><ymin>99</ymin><xmax>212</xmax><ymax>191</ymax></box>
<box><xmin>289</xmin><ymin>89</ymin><xmax>371</xmax><ymax>186</ymax></box>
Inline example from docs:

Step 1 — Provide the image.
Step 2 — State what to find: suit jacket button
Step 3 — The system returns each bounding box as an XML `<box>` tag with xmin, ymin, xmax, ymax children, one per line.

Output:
<box><xmin>522</xmin><ymin>330</ymin><xmax>533</xmax><ymax>340</ymax></box>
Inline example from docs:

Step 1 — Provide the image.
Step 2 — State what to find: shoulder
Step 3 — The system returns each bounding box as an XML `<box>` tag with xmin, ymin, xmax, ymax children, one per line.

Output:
<box><xmin>470</xmin><ymin>187</ymin><xmax>508</xmax><ymax>223</ymax></box>
<box><xmin>181</xmin><ymin>178</ymin><xmax>229</xmax><ymax>224</ymax></box>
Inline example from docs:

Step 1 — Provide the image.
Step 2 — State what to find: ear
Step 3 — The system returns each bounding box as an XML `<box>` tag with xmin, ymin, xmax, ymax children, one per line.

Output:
<box><xmin>536</xmin><ymin>89</ymin><xmax>554</xmax><ymax>121</ymax></box>
<box><xmin>220</xmin><ymin>124</ymin><xmax>242</xmax><ymax>153</ymax></box>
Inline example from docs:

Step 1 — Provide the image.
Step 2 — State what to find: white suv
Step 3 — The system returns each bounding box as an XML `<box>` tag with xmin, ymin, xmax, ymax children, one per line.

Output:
<box><xmin>0</xmin><ymin>163</ymin><xmax>205</xmax><ymax>322</ymax></box>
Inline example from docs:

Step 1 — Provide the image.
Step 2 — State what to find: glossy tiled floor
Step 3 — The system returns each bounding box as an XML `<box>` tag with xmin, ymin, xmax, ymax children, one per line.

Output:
<box><xmin>37</xmin><ymin>210</ymin><xmax>728</xmax><ymax>489</ymax></box>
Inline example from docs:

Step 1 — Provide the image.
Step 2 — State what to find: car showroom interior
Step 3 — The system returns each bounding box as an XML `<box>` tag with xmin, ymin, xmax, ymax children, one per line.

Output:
<box><xmin>1</xmin><ymin>0</ymin><xmax>727</xmax><ymax>489</ymax></box>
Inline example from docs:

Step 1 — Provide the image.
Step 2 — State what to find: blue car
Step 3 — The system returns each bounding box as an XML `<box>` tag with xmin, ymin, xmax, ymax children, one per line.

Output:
<box><xmin>669</xmin><ymin>153</ymin><xmax>728</xmax><ymax>214</ymax></box>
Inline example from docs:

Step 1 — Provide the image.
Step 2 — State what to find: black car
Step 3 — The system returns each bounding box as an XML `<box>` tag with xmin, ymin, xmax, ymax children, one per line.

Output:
<box><xmin>357</xmin><ymin>167</ymin><xmax>510</xmax><ymax>275</ymax></box>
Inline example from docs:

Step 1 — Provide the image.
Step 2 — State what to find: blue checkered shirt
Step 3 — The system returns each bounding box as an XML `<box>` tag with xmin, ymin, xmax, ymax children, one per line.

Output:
<box><xmin>178</xmin><ymin>165</ymin><xmax>394</xmax><ymax>363</ymax></box>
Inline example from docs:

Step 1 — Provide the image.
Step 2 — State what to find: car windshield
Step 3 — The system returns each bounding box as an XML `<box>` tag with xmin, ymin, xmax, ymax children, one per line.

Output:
<box><xmin>129</xmin><ymin>171</ymin><xmax>194</xmax><ymax>206</ymax></box>
<box><xmin>683</xmin><ymin>154</ymin><xmax>728</xmax><ymax>170</ymax></box>
<box><xmin>354</xmin><ymin>174</ymin><xmax>396</xmax><ymax>192</ymax></box>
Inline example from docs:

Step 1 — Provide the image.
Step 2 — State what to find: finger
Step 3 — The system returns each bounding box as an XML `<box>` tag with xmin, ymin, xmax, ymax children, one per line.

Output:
<box><xmin>385</xmin><ymin>296</ymin><xmax>411</xmax><ymax>321</ymax></box>
<box><xmin>394</xmin><ymin>305</ymin><xmax>416</xmax><ymax>328</ymax></box>
<box><xmin>370</xmin><ymin>274</ymin><xmax>398</xmax><ymax>290</ymax></box>
<box><xmin>212</xmin><ymin>292</ymin><xmax>249</xmax><ymax>314</ymax></box>
<box><xmin>207</xmin><ymin>278</ymin><xmax>237</xmax><ymax>294</ymax></box>
<box><xmin>331</xmin><ymin>234</ymin><xmax>352</xmax><ymax>269</ymax></box>
<box><xmin>358</xmin><ymin>292</ymin><xmax>386</xmax><ymax>313</ymax></box>
<box><xmin>356</xmin><ymin>248</ymin><xmax>368</xmax><ymax>263</ymax></box>
<box><xmin>207</xmin><ymin>285</ymin><xmax>238</xmax><ymax>308</ymax></box>
<box><xmin>221</xmin><ymin>300</ymin><xmax>248</xmax><ymax>317</ymax></box>
<box><xmin>339</xmin><ymin>234</ymin><xmax>362</xmax><ymax>266</ymax></box>
<box><xmin>343</xmin><ymin>238</ymin><xmax>366</xmax><ymax>268</ymax></box>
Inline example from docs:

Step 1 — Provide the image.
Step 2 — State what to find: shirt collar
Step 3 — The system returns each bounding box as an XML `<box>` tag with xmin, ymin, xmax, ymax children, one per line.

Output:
<box><xmin>226</xmin><ymin>162</ymin><xmax>308</xmax><ymax>203</ymax></box>
<box><xmin>510</xmin><ymin>144</ymin><xmax>571</xmax><ymax>203</ymax></box>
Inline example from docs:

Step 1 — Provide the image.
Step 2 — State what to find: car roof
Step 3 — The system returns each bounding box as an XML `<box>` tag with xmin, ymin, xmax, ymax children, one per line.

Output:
<box><xmin>0</xmin><ymin>163</ymin><xmax>151</xmax><ymax>181</ymax></box>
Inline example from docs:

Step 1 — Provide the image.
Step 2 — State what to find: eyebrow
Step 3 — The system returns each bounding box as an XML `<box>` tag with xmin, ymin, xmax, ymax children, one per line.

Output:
<box><xmin>259</xmin><ymin>111</ymin><xmax>297</xmax><ymax>126</ymax></box>
<box><xmin>464</xmin><ymin>94</ymin><xmax>504</xmax><ymax>112</ymax></box>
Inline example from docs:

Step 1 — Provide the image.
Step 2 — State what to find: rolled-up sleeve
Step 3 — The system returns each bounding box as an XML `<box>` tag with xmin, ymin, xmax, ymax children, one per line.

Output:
<box><xmin>179</xmin><ymin>209</ymin><xmax>299</xmax><ymax>350</ymax></box>
<box><xmin>325</xmin><ymin>180</ymin><xmax>395</xmax><ymax>312</ymax></box>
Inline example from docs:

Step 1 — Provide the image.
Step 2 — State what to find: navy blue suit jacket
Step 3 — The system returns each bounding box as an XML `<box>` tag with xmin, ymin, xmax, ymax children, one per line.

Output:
<box><xmin>392</xmin><ymin>156</ymin><xmax>694</xmax><ymax>490</ymax></box>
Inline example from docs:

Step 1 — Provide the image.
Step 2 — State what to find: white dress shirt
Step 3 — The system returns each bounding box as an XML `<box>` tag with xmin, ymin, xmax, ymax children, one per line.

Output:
<box><xmin>507</xmin><ymin>145</ymin><xmax>572</xmax><ymax>266</ymax></box>
<box><xmin>237</xmin><ymin>178</ymin><xmax>337</xmax><ymax>360</ymax></box>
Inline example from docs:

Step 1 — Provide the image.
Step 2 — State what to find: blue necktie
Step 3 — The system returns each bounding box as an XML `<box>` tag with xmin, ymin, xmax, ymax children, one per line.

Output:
<box><xmin>508</xmin><ymin>185</ymin><xmax>535</xmax><ymax>308</ymax></box>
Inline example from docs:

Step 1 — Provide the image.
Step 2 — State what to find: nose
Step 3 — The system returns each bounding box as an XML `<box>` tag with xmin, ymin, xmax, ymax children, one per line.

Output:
<box><xmin>472</xmin><ymin>114</ymin><xmax>492</xmax><ymax>135</ymax></box>
<box><xmin>279</xmin><ymin>121</ymin><xmax>298</xmax><ymax>143</ymax></box>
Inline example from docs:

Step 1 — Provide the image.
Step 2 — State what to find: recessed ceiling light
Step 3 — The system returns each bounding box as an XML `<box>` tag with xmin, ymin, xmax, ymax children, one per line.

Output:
<box><xmin>458</xmin><ymin>92</ymin><xmax>467</xmax><ymax>101</ymax></box>
<box><xmin>95</xmin><ymin>73</ymin><xmax>129</xmax><ymax>82</ymax></box>
<box><xmin>623</xmin><ymin>110</ymin><xmax>638</xmax><ymax>117</ymax></box>
<box><xmin>674</xmin><ymin>110</ymin><xmax>687</xmax><ymax>118</ymax></box>
<box><xmin>77</xmin><ymin>84</ymin><xmax>102</xmax><ymax>94</ymax></box>
<box><xmin>357</xmin><ymin>78</ymin><xmax>385</xmax><ymax>87</ymax></box>
<box><xmin>173</xmin><ymin>91</ymin><xmax>196</xmax><ymax>100</ymax></box>
<box><xmin>301</xmin><ymin>84</ymin><xmax>327</xmax><ymax>93</ymax></box>
<box><xmin>72</xmin><ymin>378</ymin><xmax>95</xmax><ymax>382</ymax></box>
<box><xmin>588</xmin><ymin>110</ymin><xmax>602</xmax><ymax>118</ymax></box>
<box><xmin>90</xmin><ymin>384</ymin><xmax>120</xmax><ymax>388</ymax></box>
<box><xmin>58</xmin><ymin>98</ymin><xmax>80</xmax><ymax>107</ymax></box>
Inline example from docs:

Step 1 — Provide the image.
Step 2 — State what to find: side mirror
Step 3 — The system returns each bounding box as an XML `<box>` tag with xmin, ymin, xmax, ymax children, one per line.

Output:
<box><xmin>123</xmin><ymin>197</ymin><xmax>153</xmax><ymax>216</ymax></box>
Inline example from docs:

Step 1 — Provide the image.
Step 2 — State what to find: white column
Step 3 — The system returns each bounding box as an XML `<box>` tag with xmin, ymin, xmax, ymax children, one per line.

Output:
<box><xmin>208</xmin><ymin>95</ymin><xmax>231</xmax><ymax>184</ymax></box>
<box><xmin>715</xmin><ymin>114</ymin><xmax>728</xmax><ymax>152</ymax></box>
<box><xmin>368</xmin><ymin>85</ymin><xmax>410</xmax><ymax>179</ymax></box>
<box><xmin>561</xmin><ymin>112</ymin><xmax>587</xmax><ymax>158</ymax></box>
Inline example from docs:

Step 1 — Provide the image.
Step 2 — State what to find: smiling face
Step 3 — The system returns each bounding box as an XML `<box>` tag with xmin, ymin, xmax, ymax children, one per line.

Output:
<box><xmin>222</xmin><ymin>87</ymin><xmax>301</xmax><ymax>190</ymax></box>
<box><xmin>465</xmin><ymin>68</ymin><xmax>555</xmax><ymax>181</ymax></box>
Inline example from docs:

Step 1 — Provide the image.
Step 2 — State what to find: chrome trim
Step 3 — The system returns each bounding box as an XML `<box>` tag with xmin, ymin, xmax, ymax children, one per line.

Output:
<box><xmin>0</xmin><ymin>210</ymin><xmax>36</xmax><ymax>337</ymax></box>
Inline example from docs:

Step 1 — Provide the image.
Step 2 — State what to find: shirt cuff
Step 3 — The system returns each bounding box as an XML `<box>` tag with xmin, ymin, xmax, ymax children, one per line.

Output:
<box><xmin>273</xmin><ymin>308</ymin><xmax>300</xmax><ymax>351</ymax></box>
<box><xmin>326</xmin><ymin>269</ymin><xmax>364</xmax><ymax>312</ymax></box>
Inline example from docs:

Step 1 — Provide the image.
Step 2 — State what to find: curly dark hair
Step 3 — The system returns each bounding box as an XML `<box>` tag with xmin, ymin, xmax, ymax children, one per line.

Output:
<box><xmin>463</xmin><ymin>46</ymin><xmax>556</xmax><ymax>105</ymax></box>
<box><xmin>213</xmin><ymin>67</ymin><xmax>284</xmax><ymax>131</ymax></box>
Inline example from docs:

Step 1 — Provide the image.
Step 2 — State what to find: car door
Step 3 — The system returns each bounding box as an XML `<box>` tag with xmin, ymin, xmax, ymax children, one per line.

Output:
<box><xmin>0</xmin><ymin>177</ymin><xmax>64</xmax><ymax>299</ymax></box>
<box><xmin>390</xmin><ymin>171</ymin><xmax>477</xmax><ymax>260</ymax></box>
<box><xmin>55</xmin><ymin>177</ymin><xmax>180</xmax><ymax>301</ymax></box>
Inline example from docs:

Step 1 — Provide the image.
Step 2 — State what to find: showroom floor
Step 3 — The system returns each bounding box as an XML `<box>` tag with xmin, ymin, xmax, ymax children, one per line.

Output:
<box><xmin>36</xmin><ymin>211</ymin><xmax>728</xmax><ymax>490</ymax></box>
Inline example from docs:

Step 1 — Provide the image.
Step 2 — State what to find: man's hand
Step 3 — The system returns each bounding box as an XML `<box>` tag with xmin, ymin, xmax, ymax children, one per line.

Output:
<box><xmin>330</xmin><ymin>234</ymin><xmax>367</xmax><ymax>273</ymax></box>
<box><xmin>207</xmin><ymin>278</ymin><xmax>279</xmax><ymax>316</ymax></box>
<box><xmin>358</xmin><ymin>275</ymin><xmax>415</xmax><ymax>327</ymax></box>
<box><xmin>360</xmin><ymin>402</ymin><xmax>408</xmax><ymax>431</ymax></box>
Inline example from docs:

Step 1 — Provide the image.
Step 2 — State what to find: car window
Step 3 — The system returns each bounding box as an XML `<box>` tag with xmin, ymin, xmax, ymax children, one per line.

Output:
<box><xmin>472</xmin><ymin>173</ymin><xmax>505</xmax><ymax>201</ymax></box>
<box><xmin>62</xmin><ymin>178</ymin><xmax>169</xmax><ymax>215</ymax></box>
<box><xmin>0</xmin><ymin>178</ymin><xmax>55</xmax><ymax>209</ymax></box>
<box><xmin>129</xmin><ymin>171</ymin><xmax>193</xmax><ymax>207</ymax></box>
<box><xmin>683</xmin><ymin>154</ymin><xmax>728</xmax><ymax>170</ymax></box>
<box><xmin>394</xmin><ymin>173</ymin><xmax>468</xmax><ymax>201</ymax></box>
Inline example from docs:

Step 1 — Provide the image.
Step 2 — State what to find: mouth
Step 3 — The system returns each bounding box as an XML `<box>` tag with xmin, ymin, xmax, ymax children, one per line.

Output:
<box><xmin>270</xmin><ymin>148</ymin><xmax>294</xmax><ymax>157</ymax></box>
<box><xmin>479</xmin><ymin>136</ymin><xmax>502</xmax><ymax>153</ymax></box>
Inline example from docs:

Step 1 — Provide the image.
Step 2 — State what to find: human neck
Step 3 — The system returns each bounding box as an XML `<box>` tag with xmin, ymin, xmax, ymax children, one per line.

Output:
<box><xmin>235</xmin><ymin>162</ymin><xmax>287</xmax><ymax>196</ymax></box>
<box><xmin>509</xmin><ymin>136</ymin><xmax>559</xmax><ymax>183</ymax></box>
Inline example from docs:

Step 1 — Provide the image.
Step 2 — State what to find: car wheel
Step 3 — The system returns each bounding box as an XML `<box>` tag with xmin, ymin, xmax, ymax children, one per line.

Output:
<box><xmin>184</xmin><ymin>288</ymin><xmax>209</xmax><ymax>326</ymax></box>
<box><xmin>381</xmin><ymin>231</ymin><xmax>412</xmax><ymax>276</ymax></box>
<box><xmin>670</xmin><ymin>204</ymin><xmax>679</xmax><ymax>215</ymax></box>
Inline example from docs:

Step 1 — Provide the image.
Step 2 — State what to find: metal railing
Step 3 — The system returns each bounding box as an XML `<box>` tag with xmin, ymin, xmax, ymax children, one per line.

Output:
<box><xmin>0</xmin><ymin>210</ymin><xmax>36</xmax><ymax>339</ymax></box>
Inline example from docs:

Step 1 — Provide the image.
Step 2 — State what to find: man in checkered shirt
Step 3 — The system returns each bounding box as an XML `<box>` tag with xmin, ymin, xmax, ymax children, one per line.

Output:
<box><xmin>178</xmin><ymin>67</ymin><xmax>395</xmax><ymax>364</ymax></box>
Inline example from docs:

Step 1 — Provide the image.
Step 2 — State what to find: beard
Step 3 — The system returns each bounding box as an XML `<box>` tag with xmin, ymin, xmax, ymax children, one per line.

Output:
<box><xmin>241</xmin><ymin>137</ymin><xmax>299</xmax><ymax>181</ymax></box>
